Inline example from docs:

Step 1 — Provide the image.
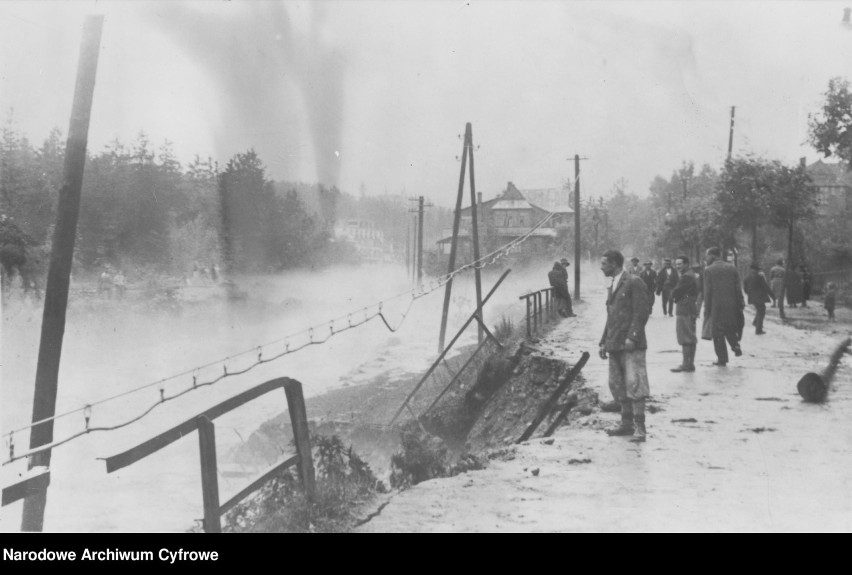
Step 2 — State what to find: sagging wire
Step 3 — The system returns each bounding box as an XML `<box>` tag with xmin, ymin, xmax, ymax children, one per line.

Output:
<box><xmin>2</xmin><ymin>212</ymin><xmax>555</xmax><ymax>466</ymax></box>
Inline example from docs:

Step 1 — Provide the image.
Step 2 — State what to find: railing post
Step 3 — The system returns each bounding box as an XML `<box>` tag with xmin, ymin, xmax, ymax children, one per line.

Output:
<box><xmin>197</xmin><ymin>415</ymin><xmax>221</xmax><ymax>533</ymax></box>
<box><xmin>284</xmin><ymin>381</ymin><xmax>316</xmax><ymax>501</ymax></box>
<box><xmin>535</xmin><ymin>292</ymin><xmax>540</xmax><ymax>333</ymax></box>
<box><xmin>525</xmin><ymin>296</ymin><xmax>531</xmax><ymax>338</ymax></box>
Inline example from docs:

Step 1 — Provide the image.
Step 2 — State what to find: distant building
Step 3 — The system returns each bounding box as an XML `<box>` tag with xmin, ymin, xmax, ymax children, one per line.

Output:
<box><xmin>436</xmin><ymin>182</ymin><xmax>573</xmax><ymax>255</ymax></box>
<box><xmin>335</xmin><ymin>219</ymin><xmax>393</xmax><ymax>263</ymax></box>
<box><xmin>805</xmin><ymin>159</ymin><xmax>852</xmax><ymax>215</ymax></box>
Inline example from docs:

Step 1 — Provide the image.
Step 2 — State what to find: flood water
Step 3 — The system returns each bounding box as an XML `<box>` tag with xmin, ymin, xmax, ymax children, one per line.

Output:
<box><xmin>1</xmin><ymin>258</ymin><xmax>574</xmax><ymax>532</ymax></box>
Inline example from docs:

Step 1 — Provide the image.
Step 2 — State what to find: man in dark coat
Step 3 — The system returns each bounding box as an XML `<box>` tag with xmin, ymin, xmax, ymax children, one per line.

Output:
<box><xmin>702</xmin><ymin>247</ymin><xmax>745</xmax><ymax>366</ymax></box>
<box><xmin>656</xmin><ymin>258</ymin><xmax>678</xmax><ymax>317</ymax></box>
<box><xmin>670</xmin><ymin>255</ymin><xmax>699</xmax><ymax>372</ymax></box>
<box><xmin>743</xmin><ymin>263</ymin><xmax>773</xmax><ymax>335</ymax></box>
<box><xmin>548</xmin><ymin>262</ymin><xmax>570</xmax><ymax>317</ymax></box>
<box><xmin>800</xmin><ymin>264</ymin><xmax>812</xmax><ymax>307</ymax></box>
<box><xmin>639</xmin><ymin>260</ymin><xmax>657</xmax><ymax>315</ymax></box>
<box><xmin>599</xmin><ymin>249</ymin><xmax>651</xmax><ymax>442</ymax></box>
<box><xmin>785</xmin><ymin>265</ymin><xmax>803</xmax><ymax>308</ymax></box>
<box><xmin>559</xmin><ymin>258</ymin><xmax>575</xmax><ymax>316</ymax></box>
<box><xmin>692</xmin><ymin>263</ymin><xmax>704</xmax><ymax>313</ymax></box>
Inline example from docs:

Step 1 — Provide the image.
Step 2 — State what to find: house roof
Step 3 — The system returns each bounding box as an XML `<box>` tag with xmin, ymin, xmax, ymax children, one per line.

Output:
<box><xmin>460</xmin><ymin>182</ymin><xmax>574</xmax><ymax>214</ymax></box>
<box><xmin>807</xmin><ymin>159</ymin><xmax>852</xmax><ymax>187</ymax></box>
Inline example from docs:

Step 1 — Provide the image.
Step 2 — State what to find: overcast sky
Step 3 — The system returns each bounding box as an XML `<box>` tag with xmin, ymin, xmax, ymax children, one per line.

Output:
<box><xmin>2</xmin><ymin>1</ymin><xmax>851</xmax><ymax>207</ymax></box>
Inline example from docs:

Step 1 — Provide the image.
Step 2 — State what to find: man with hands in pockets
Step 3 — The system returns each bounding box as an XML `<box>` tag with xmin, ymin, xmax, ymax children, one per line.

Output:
<box><xmin>598</xmin><ymin>249</ymin><xmax>652</xmax><ymax>443</ymax></box>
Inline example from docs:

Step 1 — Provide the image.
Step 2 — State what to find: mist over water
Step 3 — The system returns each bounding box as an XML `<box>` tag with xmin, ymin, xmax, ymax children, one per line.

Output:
<box><xmin>1</xmin><ymin>257</ymin><xmax>602</xmax><ymax>532</ymax></box>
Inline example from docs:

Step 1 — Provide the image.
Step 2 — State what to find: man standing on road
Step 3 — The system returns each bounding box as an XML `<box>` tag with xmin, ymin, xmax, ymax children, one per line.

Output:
<box><xmin>639</xmin><ymin>260</ymin><xmax>657</xmax><ymax>315</ymax></box>
<box><xmin>599</xmin><ymin>249</ymin><xmax>651</xmax><ymax>443</ymax></box>
<box><xmin>743</xmin><ymin>263</ymin><xmax>773</xmax><ymax>335</ymax></box>
<box><xmin>559</xmin><ymin>258</ymin><xmax>576</xmax><ymax>317</ymax></box>
<box><xmin>670</xmin><ymin>256</ymin><xmax>699</xmax><ymax>372</ymax></box>
<box><xmin>627</xmin><ymin>257</ymin><xmax>642</xmax><ymax>276</ymax></box>
<box><xmin>656</xmin><ymin>258</ymin><xmax>678</xmax><ymax>317</ymax></box>
<box><xmin>769</xmin><ymin>259</ymin><xmax>786</xmax><ymax>312</ymax></box>
<box><xmin>701</xmin><ymin>247</ymin><xmax>745</xmax><ymax>366</ymax></box>
<box><xmin>548</xmin><ymin>262</ymin><xmax>571</xmax><ymax>317</ymax></box>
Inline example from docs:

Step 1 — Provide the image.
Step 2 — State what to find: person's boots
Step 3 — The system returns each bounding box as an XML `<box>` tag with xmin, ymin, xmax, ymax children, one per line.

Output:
<box><xmin>685</xmin><ymin>344</ymin><xmax>696</xmax><ymax>371</ymax></box>
<box><xmin>671</xmin><ymin>346</ymin><xmax>687</xmax><ymax>372</ymax></box>
<box><xmin>630</xmin><ymin>399</ymin><xmax>647</xmax><ymax>443</ymax></box>
<box><xmin>606</xmin><ymin>401</ymin><xmax>634</xmax><ymax>436</ymax></box>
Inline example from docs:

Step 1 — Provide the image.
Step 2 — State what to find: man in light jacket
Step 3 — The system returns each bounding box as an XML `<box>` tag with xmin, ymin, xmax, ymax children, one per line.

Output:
<box><xmin>599</xmin><ymin>249</ymin><xmax>651</xmax><ymax>442</ymax></box>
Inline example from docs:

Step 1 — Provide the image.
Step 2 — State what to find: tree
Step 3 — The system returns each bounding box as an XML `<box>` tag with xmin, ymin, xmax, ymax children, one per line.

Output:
<box><xmin>716</xmin><ymin>156</ymin><xmax>778</xmax><ymax>262</ymax></box>
<box><xmin>768</xmin><ymin>163</ymin><xmax>819</xmax><ymax>266</ymax></box>
<box><xmin>808</xmin><ymin>77</ymin><xmax>852</xmax><ymax>165</ymax></box>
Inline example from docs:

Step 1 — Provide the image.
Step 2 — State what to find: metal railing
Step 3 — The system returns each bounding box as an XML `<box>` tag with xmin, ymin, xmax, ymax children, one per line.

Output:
<box><xmin>101</xmin><ymin>377</ymin><xmax>315</xmax><ymax>533</ymax></box>
<box><xmin>519</xmin><ymin>287</ymin><xmax>558</xmax><ymax>338</ymax></box>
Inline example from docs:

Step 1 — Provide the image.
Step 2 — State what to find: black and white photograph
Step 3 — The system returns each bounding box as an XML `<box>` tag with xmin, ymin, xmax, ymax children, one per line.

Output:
<box><xmin>2</xmin><ymin>0</ymin><xmax>852</xmax><ymax>535</ymax></box>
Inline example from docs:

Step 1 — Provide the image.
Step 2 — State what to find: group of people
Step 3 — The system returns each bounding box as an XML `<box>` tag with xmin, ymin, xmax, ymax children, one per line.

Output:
<box><xmin>596</xmin><ymin>247</ymin><xmax>840</xmax><ymax>444</ymax></box>
<box><xmin>98</xmin><ymin>267</ymin><xmax>127</xmax><ymax>299</ymax></box>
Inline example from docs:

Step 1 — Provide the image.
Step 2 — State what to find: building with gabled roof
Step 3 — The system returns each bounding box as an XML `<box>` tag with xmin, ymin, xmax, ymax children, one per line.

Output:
<box><xmin>806</xmin><ymin>159</ymin><xmax>852</xmax><ymax>215</ymax></box>
<box><xmin>436</xmin><ymin>182</ymin><xmax>573</xmax><ymax>255</ymax></box>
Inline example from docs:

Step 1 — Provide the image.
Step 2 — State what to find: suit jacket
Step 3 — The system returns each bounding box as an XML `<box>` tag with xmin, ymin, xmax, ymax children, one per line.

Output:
<box><xmin>702</xmin><ymin>260</ymin><xmax>745</xmax><ymax>338</ymax></box>
<box><xmin>656</xmin><ymin>266</ymin><xmax>678</xmax><ymax>293</ymax></box>
<box><xmin>639</xmin><ymin>268</ymin><xmax>657</xmax><ymax>295</ymax></box>
<box><xmin>600</xmin><ymin>272</ymin><xmax>649</xmax><ymax>351</ymax></box>
<box><xmin>548</xmin><ymin>268</ymin><xmax>569</xmax><ymax>299</ymax></box>
<box><xmin>743</xmin><ymin>270</ymin><xmax>772</xmax><ymax>304</ymax></box>
<box><xmin>672</xmin><ymin>270</ymin><xmax>698</xmax><ymax>317</ymax></box>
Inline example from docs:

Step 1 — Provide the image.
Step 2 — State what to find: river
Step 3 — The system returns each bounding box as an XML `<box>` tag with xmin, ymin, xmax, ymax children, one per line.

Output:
<box><xmin>1</xmin><ymin>258</ymin><xmax>587</xmax><ymax>532</ymax></box>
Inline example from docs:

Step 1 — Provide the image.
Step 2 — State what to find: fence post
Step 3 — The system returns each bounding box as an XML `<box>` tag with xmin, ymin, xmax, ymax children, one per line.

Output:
<box><xmin>525</xmin><ymin>297</ymin><xmax>531</xmax><ymax>338</ymax></box>
<box><xmin>197</xmin><ymin>415</ymin><xmax>221</xmax><ymax>533</ymax></box>
<box><xmin>284</xmin><ymin>381</ymin><xmax>316</xmax><ymax>501</ymax></box>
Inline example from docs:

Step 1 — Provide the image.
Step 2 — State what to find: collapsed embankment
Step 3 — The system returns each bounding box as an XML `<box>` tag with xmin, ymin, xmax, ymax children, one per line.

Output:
<box><xmin>225</xmin><ymin>317</ymin><xmax>597</xmax><ymax>530</ymax></box>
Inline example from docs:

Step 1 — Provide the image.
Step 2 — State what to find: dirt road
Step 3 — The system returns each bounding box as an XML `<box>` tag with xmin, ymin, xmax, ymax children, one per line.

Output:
<box><xmin>358</xmin><ymin>281</ymin><xmax>852</xmax><ymax>532</ymax></box>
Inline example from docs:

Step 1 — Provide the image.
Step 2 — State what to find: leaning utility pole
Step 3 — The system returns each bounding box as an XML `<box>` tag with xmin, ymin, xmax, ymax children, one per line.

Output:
<box><xmin>467</xmin><ymin>130</ymin><xmax>483</xmax><ymax>344</ymax></box>
<box><xmin>438</xmin><ymin>123</ymin><xmax>482</xmax><ymax>352</ymax></box>
<box><xmin>574</xmin><ymin>154</ymin><xmax>581</xmax><ymax>301</ymax></box>
<box><xmin>22</xmin><ymin>15</ymin><xmax>104</xmax><ymax>532</ymax></box>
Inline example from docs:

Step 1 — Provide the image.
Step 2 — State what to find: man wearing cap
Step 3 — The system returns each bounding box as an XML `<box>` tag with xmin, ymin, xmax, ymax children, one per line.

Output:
<box><xmin>742</xmin><ymin>262</ymin><xmax>773</xmax><ymax>335</ymax></box>
<box><xmin>639</xmin><ymin>260</ymin><xmax>657</xmax><ymax>314</ymax></box>
<box><xmin>627</xmin><ymin>257</ymin><xmax>642</xmax><ymax>276</ymax></box>
<box><xmin>701</xmin><ymin>247</ymin><xmax>745</xmax><ymax>366</ymax></box>
<box><xmin>557</xmin><ymin>258</ymin><xmax>575</xmax><ymax>317</ymax></box>
<box><xmin>599</xmin><ymin>249</ymin><xmax>651</xmax><ymax>443</ymax></box>
<box><xmin>671</xmin><ymin>255</ymin><xmax>699</xmax><ymax>372</ymax></box>
<box><xmin>656</xmin><ymin>258</ymin><xmax>678</xmax><ymax>317</ymax></box>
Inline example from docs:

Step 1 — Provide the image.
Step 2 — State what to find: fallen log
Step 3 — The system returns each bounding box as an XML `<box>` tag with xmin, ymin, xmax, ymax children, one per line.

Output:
<box><xmin>796</xmin><ymin>336</ymin><xmax>851</xmax><ymax>403</ymax></box>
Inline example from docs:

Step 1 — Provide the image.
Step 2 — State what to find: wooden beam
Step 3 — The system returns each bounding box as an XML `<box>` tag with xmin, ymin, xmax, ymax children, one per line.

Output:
<box><xmin>218</xmin><ymin>456</ymin><xmax>298</xmax><ymax>516</ymax></box>
<box><xmin>2</xmin><ymin>468</ymin><xmax>50</xmax><ymax>507</ymax></box>
<box><xmin>104</xmin><ymin>378</ymin><xmax>294</xmax><ymax>473</ymax></box>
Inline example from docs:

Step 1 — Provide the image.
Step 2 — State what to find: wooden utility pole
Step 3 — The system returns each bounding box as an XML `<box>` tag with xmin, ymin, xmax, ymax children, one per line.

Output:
<box><xmin>574</xmin><ymin>154</ymin><xmax>581</xmax><ymax>301</ymax></box>
<box><xmin>405</xmin><ymin>215</ymin><xmax>411</xmax><ymax>280</ymax></box>
<box><xmin>722</xmin><ymin>106</ymin><xmax>736</xmax><ymax>262</ymax></box>
<box><xmin>417</xmin><ymin>196</ymin><xmax>425</xmax><ymax>284</ymax></box>
<box><xmin>467</xmin><ymin>129</ymin><xmax>483</xmax><ymax>343</ymax></box>
<box><xmin>727</xmin><ymin>106</ymin><xmax>736</xmax><ymax>159</ymax></box>
<box><xmin>22</xmin><ymin>15</ymin><xmax>104</xmax><ymax>532</ymax></box>
<box><xmin>438</xmin><ymin>126</ymin><xmax>469</xmax><ymax>353</ymax></box>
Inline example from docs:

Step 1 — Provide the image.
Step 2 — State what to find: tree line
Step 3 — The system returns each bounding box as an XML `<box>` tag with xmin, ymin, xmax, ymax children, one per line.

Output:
<box><xmin>567</xmin><ymin>77</ymin><xmax>852</xmax><ymax>276</ymax></box>
<box><xmin>0</xmin><ymin>115</ymin><xmax>452</xmax><ymax>290</ymax></box>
